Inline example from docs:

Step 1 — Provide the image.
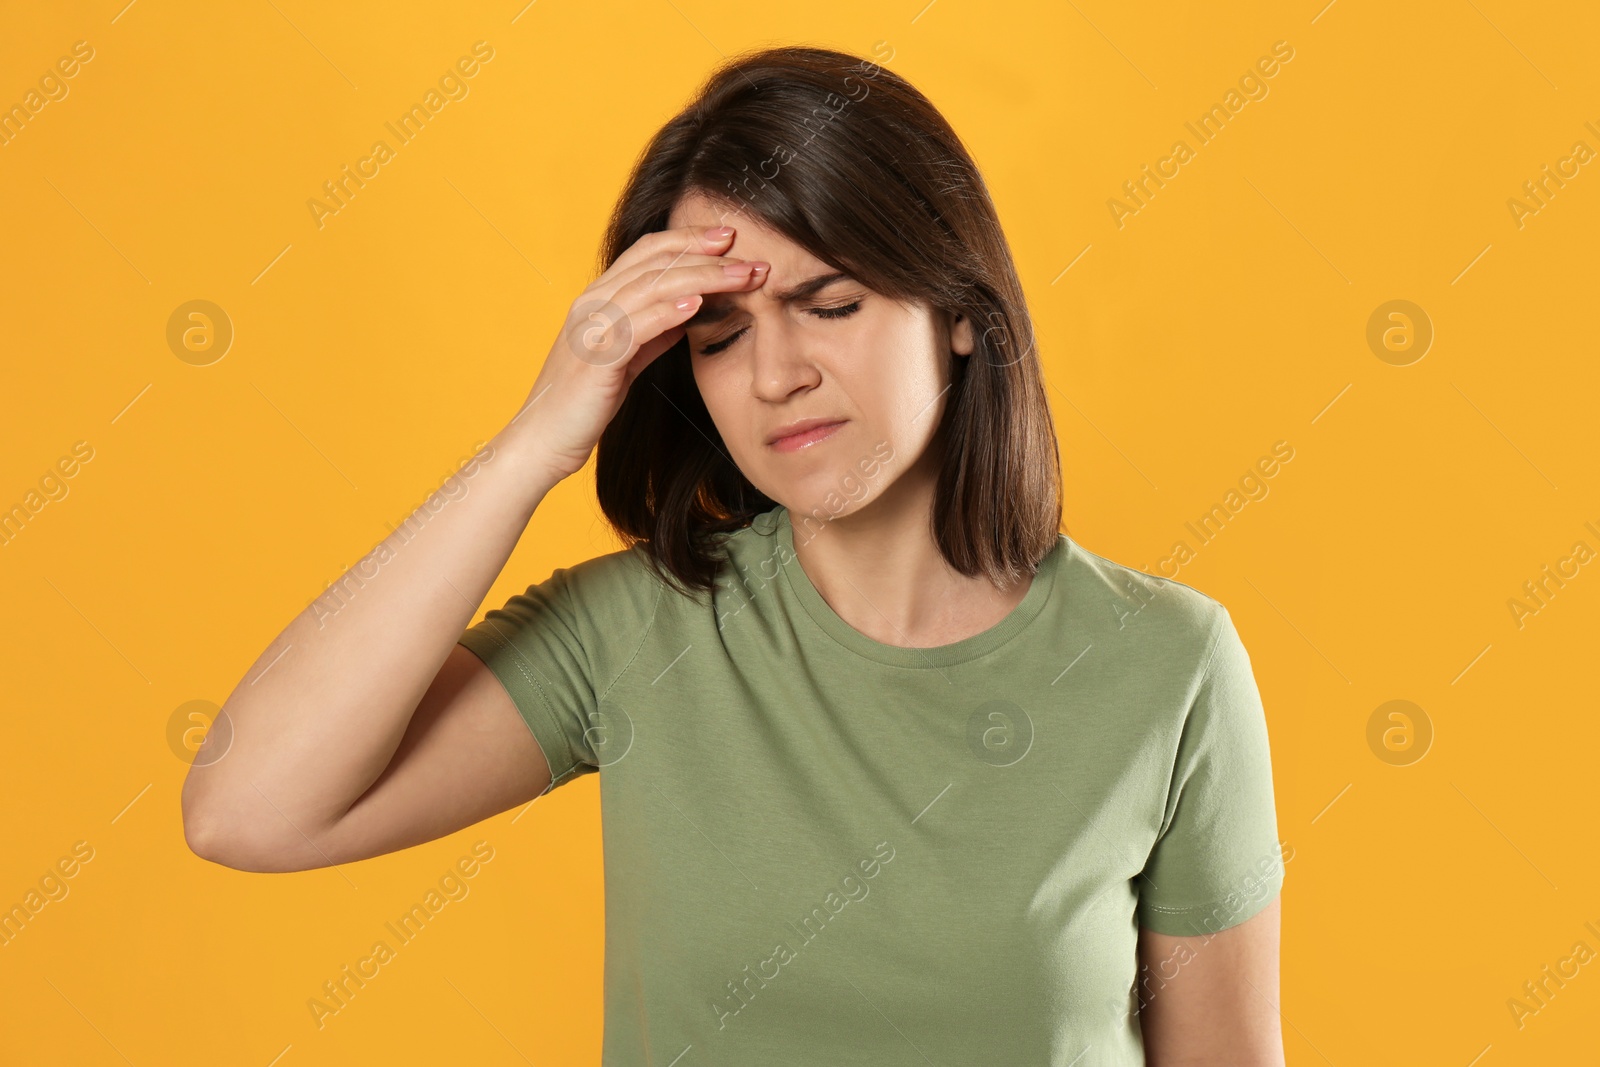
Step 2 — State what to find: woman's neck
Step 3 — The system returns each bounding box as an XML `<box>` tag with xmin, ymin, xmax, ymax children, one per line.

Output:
<box><xmin>783</xmin><ymin>466</ymin><xmax>1033</xmax><ymax>650</ymax></box>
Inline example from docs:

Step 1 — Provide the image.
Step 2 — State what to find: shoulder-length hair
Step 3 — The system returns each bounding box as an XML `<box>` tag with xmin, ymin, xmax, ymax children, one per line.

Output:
<box><xmin>593</xmin><ymin>44</ymin><xmax>1063</xmax><ymax>599</ymax></box>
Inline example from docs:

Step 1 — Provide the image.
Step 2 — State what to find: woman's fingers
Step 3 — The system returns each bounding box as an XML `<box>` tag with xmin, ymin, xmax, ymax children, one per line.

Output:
<box><xmin>562</xmin><ymin>256</ymin><xmax>765</xmax><ymax>366</ymax></box>
<box><xmin>611</xmin><ymin>258</ymin><xmax>769</xmax><ymax>313</ymax></box>
<box><xmin>602</xmin><ymin>224</ymin><xmax>738</xmax><ymax>282</ymax></box>
<box><xmin>566</xmin><ymin>260</ymin><xmax>766</xmax><ymax>367</ymax></box>
<box><xmin>618</xmin><ymin>265</ymin><xmax>770</xmax><ymax>383</ymax></box>
<box><xmin>520</xmin><ymin>225</ymin><xmax>760</xmax><ymax>483</ymax></box>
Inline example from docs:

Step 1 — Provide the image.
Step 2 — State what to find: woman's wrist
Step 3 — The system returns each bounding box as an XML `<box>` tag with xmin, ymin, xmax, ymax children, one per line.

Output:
<box><xmin>488</xmin><ymin>411</ymin><xmax>581</xmax><ymax>500</ymax></box>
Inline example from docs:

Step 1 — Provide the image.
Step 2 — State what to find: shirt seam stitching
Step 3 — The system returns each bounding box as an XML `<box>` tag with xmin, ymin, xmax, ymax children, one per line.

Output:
<box><xmin>777</xmin><ymin>528</ymin><xmax>1064</xmax><ymax>670</ymax></box>
<box><xmin>1141</xmin><ymin>867</ymin><xmax>1284</xmax><ymax>914</ymax></box>
<box><xmin>461</xmin><ymin>623</ymin><xmax>586</xmax><ymax>780</ymax></box>
<box><xmin>1150</xmin><ymin>605</ymin><xmax>1231</xmax><ymax>844</ymax></box>
<box><xmin>591</xmin><ymin>553</ymin><xmax>666</xmax><ymax>700</ymax></box>
<box><xmin>1139</xmin><ymin>864</ymin><xmax>1285</xmax><ymax>920</ymax></box>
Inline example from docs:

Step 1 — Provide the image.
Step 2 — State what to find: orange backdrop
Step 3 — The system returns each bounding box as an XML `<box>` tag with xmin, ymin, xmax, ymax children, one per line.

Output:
<box><xmin>2</xmin><ymin>0</ymin><xmax>1597</xmax><ymax>1063</ymax></box>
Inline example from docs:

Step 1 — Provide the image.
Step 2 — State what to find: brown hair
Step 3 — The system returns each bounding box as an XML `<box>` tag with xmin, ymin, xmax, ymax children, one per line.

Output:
<box><xmin>594</xmin><ymin>44</ymin><xmax>1063</xmax><ymax>598</ymax></box>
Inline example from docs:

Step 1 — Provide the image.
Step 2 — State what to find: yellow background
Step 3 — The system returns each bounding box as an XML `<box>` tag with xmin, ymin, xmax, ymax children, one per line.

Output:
<box><xmin>3</xmin><ymin>0</ymin><xmax>1597</xmax><ymax>1062</ymax></box>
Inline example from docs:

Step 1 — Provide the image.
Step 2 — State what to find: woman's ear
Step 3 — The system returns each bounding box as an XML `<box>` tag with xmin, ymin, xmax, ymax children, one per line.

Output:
<box><xmin>950</xmin><ymin>310</ymin><xmax>975</xmax><ymax>358</ymax></box>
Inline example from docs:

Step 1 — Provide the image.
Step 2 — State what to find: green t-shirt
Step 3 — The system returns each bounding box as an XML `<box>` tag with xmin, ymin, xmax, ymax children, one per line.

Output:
<box><xmin>458</xmin><ymin>503</ymin><xmax>1285</xmax><ymax>1065</ymax></box>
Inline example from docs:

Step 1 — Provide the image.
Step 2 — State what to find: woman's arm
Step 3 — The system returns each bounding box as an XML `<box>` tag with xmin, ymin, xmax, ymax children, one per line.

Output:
<box><xmin>1135</xmin><ymin>897</ymin><xmax>1286</xmax><ymax>1066</ymax></box>
<box><xmin>179</xmin><ymin>417</ymin><xmax>569</xmax><ymax>871</ymax></box>
<box><xmin>179</xmin><ymin>223</ymin><xmax>765</xmax><ymax>872</ymax></box>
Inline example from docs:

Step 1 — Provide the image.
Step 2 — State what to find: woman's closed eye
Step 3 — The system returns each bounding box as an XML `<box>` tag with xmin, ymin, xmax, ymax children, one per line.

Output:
<box><xmin>696</xmin><ymin>300</ymin><xmax>862</xmax><ymax>356</ymax></box>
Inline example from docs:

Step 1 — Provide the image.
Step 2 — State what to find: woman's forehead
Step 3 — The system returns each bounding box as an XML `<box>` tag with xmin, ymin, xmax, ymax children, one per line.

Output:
<box><xmin>667</xmin><ymin>189</ymin><xmax>746</xmax><ymax>229</ymax></box>
<box><xmin>667</xmin><ymin>199</ymin><xmax>826</xmax><ymax>269</ymax></box>
<box><xmin>667</xmin><ymin>195</ymin><xmax>775</xmax><ymax>239</ymax></box>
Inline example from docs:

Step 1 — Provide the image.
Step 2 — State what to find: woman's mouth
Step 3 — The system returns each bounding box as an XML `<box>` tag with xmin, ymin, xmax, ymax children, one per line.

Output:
<box><xmin>768</xmin><ymin>419</ymin><xmax>847</xmax><ymax>452</ymax></box>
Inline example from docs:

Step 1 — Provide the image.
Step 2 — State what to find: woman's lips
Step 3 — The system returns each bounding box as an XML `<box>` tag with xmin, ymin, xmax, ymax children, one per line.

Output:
<box><xmin>768</xmin><ymin>420</ymin><xmax>846</xmax><ymax>452</ymax></box>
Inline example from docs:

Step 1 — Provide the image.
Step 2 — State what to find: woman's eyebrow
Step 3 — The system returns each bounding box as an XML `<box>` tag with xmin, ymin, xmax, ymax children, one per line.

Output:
<box><xmin>688</xmin><ymin>271</ymin><xmax>855</xmax><ymax>326</ymax></box>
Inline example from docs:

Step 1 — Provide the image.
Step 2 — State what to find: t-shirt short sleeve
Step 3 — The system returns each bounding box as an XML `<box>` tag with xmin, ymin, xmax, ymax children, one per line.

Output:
<box><xmin>1136</xmin><ymin>605</ymin><xmax>1286</xmax><ymax>936</ymax></box>
<box><xmin>456</xmin><ymin>549</ymin><xmax>661</xmax><ymax>793</ymax></box>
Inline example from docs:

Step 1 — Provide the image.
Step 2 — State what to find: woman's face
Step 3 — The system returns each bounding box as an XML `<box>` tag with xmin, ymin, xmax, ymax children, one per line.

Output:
<box><xmin>665</xmin><ymin>191</ymin><xmax>974</xmax><ymax>520</ymax></box>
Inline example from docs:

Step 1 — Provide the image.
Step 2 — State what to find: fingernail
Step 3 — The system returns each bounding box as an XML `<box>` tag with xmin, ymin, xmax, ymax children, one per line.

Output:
<box><xmin>723</xmin><ymin>262</ymin><xmax>755</xmax><ymax>275</ymax></box>
<box><xmin>706</xmin><ymin>226</ymin><xmax>735</xmax><ymax>240</ymax></box>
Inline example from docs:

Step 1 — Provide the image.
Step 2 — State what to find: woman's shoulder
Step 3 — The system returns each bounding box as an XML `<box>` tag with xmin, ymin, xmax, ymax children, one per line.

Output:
<box><xmin>558</xmin><ymin>535</ymin><xmax>737</xmax><ymax>627</ymax></box>
<box><xmin>1056</xmin><ymin>532</ymin><xmax>1231</xmax><ymax>659</ymax></box>
<box><xmin>556</xmin><ymin>541</ymin><xmax>670</xmax><ymax>609</ymax></box>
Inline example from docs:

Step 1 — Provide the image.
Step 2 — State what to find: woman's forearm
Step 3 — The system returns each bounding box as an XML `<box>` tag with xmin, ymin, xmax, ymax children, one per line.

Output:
<box><xmin>180</xmin><ymin>412</ymin><xmax>566</xmax><ymax>851</ymax></box>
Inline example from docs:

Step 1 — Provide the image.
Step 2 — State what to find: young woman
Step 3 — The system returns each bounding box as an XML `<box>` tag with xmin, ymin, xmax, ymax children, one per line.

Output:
<box><xmin>183</xmin><ymin>45</ymin><xmax>1287</xmax><ymax>1066</ymax></box>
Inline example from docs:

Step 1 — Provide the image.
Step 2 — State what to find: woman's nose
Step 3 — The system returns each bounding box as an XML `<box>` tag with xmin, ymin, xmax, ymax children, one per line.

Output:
<box><xmin>748</xmin><ymin>317</ymin><xmax>822</xmax><ymax>402</ymax></box>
